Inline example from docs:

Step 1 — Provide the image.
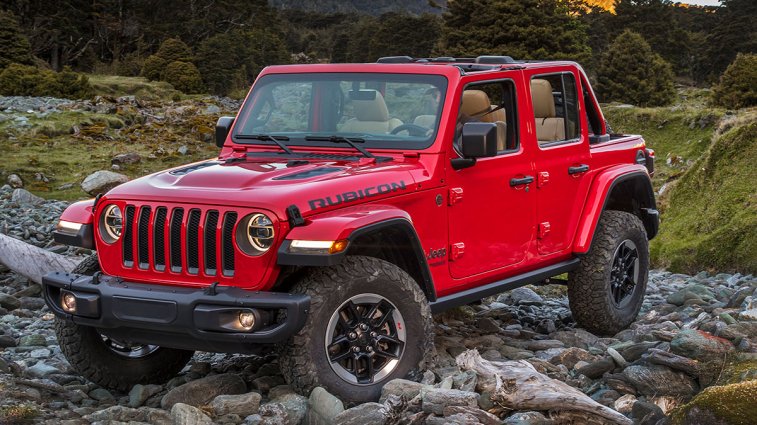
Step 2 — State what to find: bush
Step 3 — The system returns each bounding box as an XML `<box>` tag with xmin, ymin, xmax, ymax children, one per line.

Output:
<box><xmin>156</xmin><ymin>38</ymin><xmax>192</xmax><ymax>63</ymax></box>
<box><xmin>0</xmin><ymin>11</ymin><xmax>33</xmax><ymax>70</ymax></box>
<box><xmin>596</xmin><ymin>30</ymin><xmax>675</xmax><ymax>107</ymax></box>
<box><xmin>141</xmin><ymin>55</ymin><xmax>167</xmax><ymax>81</ymax></box>
<box><xmin>712</xmin><ymin>53</ymin><xmax>757</xmax><ymax>109</ymax></box>
<box><xmin>0</xmin><ymin>63</ymin><xmax>93</xmax><ymax>99</ymax></box>
<box><xmin>163</xmin><ymin>61</ymin><xmax>205</xmax><ymax>94</ymax></box>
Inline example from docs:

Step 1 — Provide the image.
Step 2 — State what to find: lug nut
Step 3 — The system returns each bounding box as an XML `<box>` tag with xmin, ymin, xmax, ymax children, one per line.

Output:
<box><xmin>359</xmin><ymin>323</ymin><xmax>369</xmax><ymax>331</ymax></box>
<box><xmin>352</xmin><ymin>346</ymin><xmax>360</xmax><ymax>353</ymax></box>
<box><xmin>366</xmin><ymin>346</ymin><xmax>373</xmax><ymax>352</ymax></box>
<box><xmin>348</xmin><ymin>332</ymin><xmax>357</xmax><ymax>339</ymax></box>
<box><xmin>370</xmin><ymin>331</ymin><xmax>377</xmax><ymax>338</ymax></box>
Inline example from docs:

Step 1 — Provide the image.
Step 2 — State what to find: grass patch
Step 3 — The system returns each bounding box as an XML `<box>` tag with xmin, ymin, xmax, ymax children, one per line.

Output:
<box><xmin>88</xmin><ymin>74</ymin><xmax>183</xmax><ymax>101</ymax></box>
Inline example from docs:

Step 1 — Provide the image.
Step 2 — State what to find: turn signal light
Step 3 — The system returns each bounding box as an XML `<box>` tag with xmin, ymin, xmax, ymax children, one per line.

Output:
<box><xmin>289</xmin><ymin>239</ymin><xmax>349</xmax><ymax>255</ymax></box>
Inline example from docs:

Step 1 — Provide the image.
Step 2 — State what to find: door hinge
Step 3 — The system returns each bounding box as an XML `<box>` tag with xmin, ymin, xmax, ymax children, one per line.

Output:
<box><xmin>450</xmin><ymin>242</ymin><xmax>465</xmax><ymax>261</ymax></box>
<box><xmin>449</xmin><ymin>187</ymin><xmax>464</xmax><ymax>206</ymax></box>
<box><xmin>538</xmin><ymin>222</ymin><xmax>551</xmax><ymax>239</ymax></box>
<box><xmin>537</xmin><ymin>171</ymin><xmax>550</xmax><ymax>188</ymax></box>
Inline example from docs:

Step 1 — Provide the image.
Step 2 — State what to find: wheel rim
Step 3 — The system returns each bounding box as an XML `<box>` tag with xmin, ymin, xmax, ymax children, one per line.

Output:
<box><xmin>324</xmin><ymin>293</ymin><xmax>406</xmax><ymax>385</ymax></box>
<box><xmin>610</xmin><ymin>239</ymin><xmax>640</xmax><ymax>307</ymax></box>
<box><xmin>100</xmin><ymin>334</ymin><xmax>159</xmax><ymax>358</ymax></box>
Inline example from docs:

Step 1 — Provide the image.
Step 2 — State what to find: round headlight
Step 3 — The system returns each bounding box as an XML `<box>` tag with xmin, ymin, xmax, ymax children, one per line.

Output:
<box><xmin>246</xmin><ymin>214</ymin><xmax>274</xmax><ymax>252</ymax></box>
<box><xmin>100</xmin><ymin>204</ymin><xmax>123</xmax><ymax>243</ymax></box>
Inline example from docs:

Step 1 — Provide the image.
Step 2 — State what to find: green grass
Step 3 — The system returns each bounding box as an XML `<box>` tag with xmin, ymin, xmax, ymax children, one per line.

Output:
<box><xmin>87</xmin><ymin>74</ymin><xmax>183</xmax><ymax>101</ymax></box>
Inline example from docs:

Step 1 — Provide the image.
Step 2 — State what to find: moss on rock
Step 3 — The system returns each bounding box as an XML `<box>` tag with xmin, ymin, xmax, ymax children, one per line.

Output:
<box><xmin>672</xmin><ymin>380</ymin><xmax>757</xmax><ymax>425</ymax></box>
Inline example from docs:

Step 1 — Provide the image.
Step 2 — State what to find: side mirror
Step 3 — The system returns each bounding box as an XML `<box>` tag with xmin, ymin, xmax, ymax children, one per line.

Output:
<box><xmin>461</xmin><ymin>122</ymin><xmax>498</xmax><ymax>158</ymax></box>
<box><xmin>215</xmin><ymin>116</ymin><xmax>235</xmax><ymax>148</ymax></box>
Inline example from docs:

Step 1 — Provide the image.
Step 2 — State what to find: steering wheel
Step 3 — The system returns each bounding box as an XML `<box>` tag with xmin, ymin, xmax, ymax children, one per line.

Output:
<box><xmin>390</xmin><ymin>124</ymin><xmax>430</xmax><ymax>137</ymax></box>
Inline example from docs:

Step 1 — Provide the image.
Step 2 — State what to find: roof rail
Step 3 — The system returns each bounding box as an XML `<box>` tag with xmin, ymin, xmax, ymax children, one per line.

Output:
<box><xmin>376</xmin><ymin>56</ymin><xmax>415</xmax><ymax>63</ymax></box>
<box><xmin>377</xmin><ymin>55</ymin><xmax>518</xmax><ymax>65</ymax></box>
<box><xmin>475</xmin><ymin>55</ymin><xmax>516</xmax><ymax>64</ymax></box>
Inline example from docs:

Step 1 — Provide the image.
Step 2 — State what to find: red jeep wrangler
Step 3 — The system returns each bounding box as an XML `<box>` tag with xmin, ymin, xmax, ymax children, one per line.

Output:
<box><xmin>43</xmin><ymin>56</ymin><xmax>658</xmax><ymax>402</ymax></box>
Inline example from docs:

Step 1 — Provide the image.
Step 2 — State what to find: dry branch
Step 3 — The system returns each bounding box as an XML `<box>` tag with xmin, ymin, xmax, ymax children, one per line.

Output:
<box><xmin>456</xmin><ymin>349</ymin><xmax>632</xmax><ymax>425</ymax></box>
<box><xmin>0</xmin><ymin>233</ymin><xmax>81</xmax><ymax>284</ymax></box>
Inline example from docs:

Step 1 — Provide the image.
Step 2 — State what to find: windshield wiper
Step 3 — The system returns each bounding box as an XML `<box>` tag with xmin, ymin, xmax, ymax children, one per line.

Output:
<box><xmin>305</xmin><ymin>135</ymin><xmax>375</xmax><ymax>159</ymax></box>
<box><xmin>235</xmin><ymin>134</ymin><xmax>293</xmax><ymax>155</ymax></box>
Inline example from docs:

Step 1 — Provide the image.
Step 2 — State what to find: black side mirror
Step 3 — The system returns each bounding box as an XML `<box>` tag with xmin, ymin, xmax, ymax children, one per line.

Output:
<box><xmin>215</xmin><ymin>116</ymin><xmax>235</xmax><ymax>148</ymax></box>
<box><xmin>461</xmin><ymin>122</ymin><xmax>498</xmax><ymax>158</ymax></box>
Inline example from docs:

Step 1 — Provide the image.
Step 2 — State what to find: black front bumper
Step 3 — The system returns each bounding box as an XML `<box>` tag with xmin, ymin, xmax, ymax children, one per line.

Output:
<box><xmin>42</xmin><ymin>272</ymin><xmax>310</xmax><ymax>354</ymax></box>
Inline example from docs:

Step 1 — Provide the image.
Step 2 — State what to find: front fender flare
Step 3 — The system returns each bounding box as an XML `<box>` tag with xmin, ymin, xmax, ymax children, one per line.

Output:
<box><xmin>53</xmin><ymin>199</ymin><xmax>96</xmax><ymax>249</ymax></box>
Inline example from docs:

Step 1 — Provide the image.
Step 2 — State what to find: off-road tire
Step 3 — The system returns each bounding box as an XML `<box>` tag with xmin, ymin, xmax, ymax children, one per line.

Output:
<box><xmin>278</xmin><ymin>256</ymin><xmax>434</xmax><ymax>403</ymax></box>
<box><xmin>54</xmin><ymin>254</ymin><xmax>194</xmax><ymax>392</ymax></box>
<box><xmin>568</xmin><ymin>210</ymin><xmax>649</xmax><ymax>336</ymax></box>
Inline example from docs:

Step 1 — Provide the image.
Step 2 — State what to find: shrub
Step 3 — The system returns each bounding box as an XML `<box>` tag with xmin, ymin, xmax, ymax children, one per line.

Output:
<box><xmin>0</xmin><ymin>11</ymin><xmax>33</xmax><ymax>70</ymax></box>
<box><xmin>141</xmin><ymin>55</ymin><xmax>167</xmax><ymax>81</ymax></box>
<box><xmin>163</xmin><ymin>61</ymin><xmax>205</xmax><ymax>94</ymax></box>
<box><xmin>0</xmin><ymin>63</ymin><xmax>93</xmax><ymax>99</ymax></box>
<box><xmin>156</xmin><ymin>38</ymin><xmax>192</xmax><ymax>63</ymax></box>
<box><xmin>712</xmin><ymin>53</ymin><xmax>757</xmax><ymax>109</ymax></box>
<box><xmin>596</xmin><ymin>30</ymin><xmax>676</xmax><ymax>107</ymax></box>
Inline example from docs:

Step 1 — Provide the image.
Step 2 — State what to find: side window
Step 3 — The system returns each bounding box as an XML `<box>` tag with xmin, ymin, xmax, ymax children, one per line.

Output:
<box><xmin>530</xmin><ymin>73</ymin><xmax>581</xmax><ymax>145</ymax></box>
<box><xmin>457</xmin><ymin>80</ymin><xmax>519</xmax><ymax>154</ymax></box>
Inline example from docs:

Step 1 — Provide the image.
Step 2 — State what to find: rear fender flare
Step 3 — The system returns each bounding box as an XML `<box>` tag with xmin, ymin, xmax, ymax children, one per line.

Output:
<box><xmin>573</xmin><ymin>165</ymin><xmax>657</xmax><ymax>254</ymax></box>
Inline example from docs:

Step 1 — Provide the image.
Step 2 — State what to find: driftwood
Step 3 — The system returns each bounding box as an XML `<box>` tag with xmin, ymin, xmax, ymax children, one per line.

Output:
<box><xmin>0</xmin><ymin>233</ymin><xmax>81</xmax><ymax>284</ymax></box>
<box><xmin>456</xmin><ymin>349</ymin><xmax>632</xmax><ymax>425</ymax></box>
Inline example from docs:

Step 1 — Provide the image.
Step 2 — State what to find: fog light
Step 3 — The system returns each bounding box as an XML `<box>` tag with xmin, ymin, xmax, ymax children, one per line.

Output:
<box><xmin>238</xmin><ymin>311</ymin><xmax>256</xmax><ymax>330</ymax></box>
<box><xmin>61</xmin><ymin>292</ymin><xmax>77</xmax><ymax>313</ymax></box>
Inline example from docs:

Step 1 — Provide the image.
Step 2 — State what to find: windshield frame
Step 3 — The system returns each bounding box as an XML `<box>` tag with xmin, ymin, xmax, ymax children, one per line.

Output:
<box><xmin>231</xmin><ymin>72</ymin><xmax>449</xmax><ymax>151</ymax></box>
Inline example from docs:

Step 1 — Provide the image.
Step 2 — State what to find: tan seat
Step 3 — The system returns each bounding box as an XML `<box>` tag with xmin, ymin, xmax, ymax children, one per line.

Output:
<box><xmin>339</xmin><ymin>90</ymin><xmax>403</xmax><ymax>134</ymax></box>
<box><xmin>460</xmin><ymin>90</ymin><xmax>507</xmax><ymax>151</ymax></box>
<box><xmin>531</xmin><ymin>79</ymin><xmax>565</xmax><ymax>143</ymax></box>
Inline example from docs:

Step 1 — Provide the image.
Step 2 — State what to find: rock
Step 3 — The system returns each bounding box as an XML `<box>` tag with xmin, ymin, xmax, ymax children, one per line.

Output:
<box><xmin>334</xmin><ymin>403</ymin><xmax>389</xmax><ymax>425</ymax></box>
<box><xmin>111</xmin><ymin>152</ymin><xmax>142</xmax><ymax>165</ymax></box>
<box><xmin>476</xmin><ymin>317</ymin><xmax>502</xmax><ymax>333</ymax></box>
<box><xmin>18</xmin><ymin>334</ymin><xmax>46</xmax><ymax>346</ymax></box>
<box><xmin>210</xmin><ymin>392</ymin><xmax>262</xmax><ymax>417</ymax></box>
<box><xmin>552</xmin><ymin>329</ymin><xmax>600</xmax><ymax>350</ymax></box>
<box><xmin>80</xmin><ymin>170</ymin><xmax>129</xmax><ymax>195</ymax></box>
<box><xmin>606</xmin><ymin>347</ymin><xmax>628</xmax><ymax>367</ymax></box>
<box><xmin>85</xmin><ymin>405</ymin><xmax>172</xmax><ymax>424</ymax></box>
<box><xmin>421</xmin><ymin>388</ymin><xmax>479</xmax><ymax>415</ymax></box>
<box><xmin>740</xmin><ymin>308</ymin><xmax>757</xmax><ymax>321</ymax></box>
<box><xmin>631</xmin><ymin>400</ymin><xmax>666</xmax><ymax>424</ymax></box>
<box><xmin>7</xmin><ymin>174</ymin><xmax>23</xmax><ymax>188</ymax></box>
<box><xmin>674</xmin><ymin>380</ymin><xmax>757</xmax><ymax>425</ymax></box>
<box><xmin>89</xmin><ymin>388</ymin><xmax>115</xmax><ymax>402</ymax></box>
<box><xmin>161</xmin><ymin>373</ymin><xmax>247</xmax><ymax>409</ymax></box>
<box><xmin>507</xmin><ymin>287</ymin><xmax>544</xmax><ymax>305</ymax></box>
<box><xmin>171</xmin><ymin>403</ymin><xmax>213</xmax><ymax>425</ymax></box>
<box><xmin>667</xmin><ymin>284</ymin><xmax>715</xmax><ymax>306</ymax></box>
<box><xmin>613</xmin><ymin>394</ymin><xmax>637</xmax><ymax>414</ymax></box>
<box><xmin>670</xmin><ymin>329</ymin><xmax>734</xmax><ymax>362</ymax></box>
<box><xmin>128</xmin><ymin>384</ymin><xmax>163</xmax><ymax>407</ymax></box>
<box><xmin>0</xmin><ymin>293</ymin><xmax>20</xmax><ymax>311</ymax></box>
<box><xmin>576</xmin><ymin>357</ymin><xmax>615</xmax><ymax>379</ymax></box>
<box><xmin>443</xmin><ymin>406</ymin><xmax>501</xmax><ymax>425</ymax></box>
<box><xmin>502</xmin><ymin>411</ymin><xmax>551</xmax><ymax>425</ymax></box>
<box><xmin>11</xmin><ymin>188</ymin><xmax>44</xmax><ymax>205</ymax></box>
<box><xmin>205</xmin><ymin>105</ymin><xmax>221</xmax><ymax>114</ymax></box>
<box><xmin>269</xmin><ymin>393</ymin><xmax>308</xmax><ymax>425</ymax></box>
<box><xmin>307</xmin><ymin>386</ymin><xmax>344</xmax><ymax>425</ymax></box>
<box><xmin>380</xmin><ymin>378</ymin><xmax>429</xmax><ymax>402</ymax></box>
<box><xmin>25</xmin><ymin>361</ymin><xmax>60</xmax><ymax>378</ymax></box>
<box><xmin>177</xmin><ymin>145</ymin><xmax>189</xmax><ymax>155</ymax></box>
<box><xmin>623</xmin><ymin>364</ymin><xmax>698</xmax><ymax>397</ymax></box>
<box><xmin>548</xmin><ymin>347</ymin><xmax>593</xmax><ymax>369</ymax></box>
<box><xmin>252</xmin><ymin>374</ymin><xmax>286</xmax><ymax>392</ymax></box>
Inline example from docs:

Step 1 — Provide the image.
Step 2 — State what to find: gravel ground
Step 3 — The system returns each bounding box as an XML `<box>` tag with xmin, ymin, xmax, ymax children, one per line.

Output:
<box><xmin>0</xmin><ymin>187</ymin><xmax>755</xmax><ymax>425</ymax></box>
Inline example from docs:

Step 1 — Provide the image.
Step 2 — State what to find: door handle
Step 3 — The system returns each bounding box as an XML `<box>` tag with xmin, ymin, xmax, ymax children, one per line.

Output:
<box><xmin>568</xmin><ymin>164</ymin><xmax>590</xmax><ymax>175</ymax></box>
<box><xmin>510</xmin><ymin>175</ymin><xmax>534</xmax><ymax>187</ymax></box>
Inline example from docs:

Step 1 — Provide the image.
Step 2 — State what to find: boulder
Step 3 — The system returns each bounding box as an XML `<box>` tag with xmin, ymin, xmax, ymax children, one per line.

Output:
<box><xmin>670</xmin><ymin>329</ymin><xmax>734</xmax><ymax>362</ymax></box>
<box><xmin>623</xmin><ymin>364</ymin><xmax>698</xmax><ymax>397</ymax></box>
<box><xmin>380</xmin><ymin>378</ymin><xmax>430</xmax><ymax>402</ymax></box>
<box><xmin>111</xmin><ymin>152</ymin><xmax>142</xmax><ymax>165</ymax></box>
<box><xmin>80</xmin><ymin>170</ymin><xmax>129</xmax><ymax>195</ymax></box>
<box><xmin>673</xmin><ymin>380</ymin><xmax>757</xmax><ymax>424</ymax></box>
<box><xmin>11</xmin><ymin>189</ymin><xmax>44</xmax><ymax>205</ymax></box>
<box><xmin>127</xmin><ymin>383</ymin><xmax>163</xmax><ymax>408</ymax></box>
<box><xmin>0</xmin><ymin>294</ymin><xmax>20</xmax><ymax>311</ymax></box>
<box><xmin>307</xmin><ymin>386</ymin><xmax>344</xmax><ymax>425</ymax></box>
<box><xmin>421</xmin><ymin>388</ymin><xmax>479</xmax><ymax>415</ymax></box>
<box><xmin>161</xmin><ymin>374</ymin><xmax>247</xmax><ymax>409</ymax></box>
<box><xmin>334</xmin><ymin>403</ymin><xmax>389</xmax><ymax>425</ymax></box>
<box><xmin>666</xmin><ymin>284</ymin><xmax>716</xmax><ymax>306</ymax></box>
<box><xmin>7</xmin><ymin>174</ymin><xmax>23</xmax><ymax>188</ymax></box>
<box><xmin>170</xmin><ymin>403</ymin><xmax>213</xmax><ymax>425</ymax></box>
<box><xmin>210</xmin><ymin>392</ymin><xmax>261</xmax><ymax>417</ymax></box>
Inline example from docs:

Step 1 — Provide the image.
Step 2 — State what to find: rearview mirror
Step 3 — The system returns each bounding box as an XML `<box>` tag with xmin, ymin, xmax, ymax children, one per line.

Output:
<box><xmin>215</xmin><ymin>116</ymin><xmax>235</xmax><ymax>148</ymax></box>
<box><xmin>461</xmin><ymin>122</ymin><xmax>498</xmax><ymax>158</ymax></box>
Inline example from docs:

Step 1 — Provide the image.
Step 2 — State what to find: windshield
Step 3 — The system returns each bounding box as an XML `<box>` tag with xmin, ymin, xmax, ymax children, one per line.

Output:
<box><xmin>233</xmin><ymin>73</ymin><xmax>448</xmax><ymax>150</ymax></box>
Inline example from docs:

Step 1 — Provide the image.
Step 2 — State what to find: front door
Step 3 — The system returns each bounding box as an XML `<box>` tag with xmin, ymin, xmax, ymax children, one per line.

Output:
<box><xmin>447</xmin><ymin>78</ymin><xmax>536</xmax><ymax>279</ymax></box>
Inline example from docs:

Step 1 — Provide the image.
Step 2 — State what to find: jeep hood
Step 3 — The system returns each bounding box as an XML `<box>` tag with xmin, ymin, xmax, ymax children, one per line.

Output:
<box><xmin>104</xmin><ymin>156</ymin><xmax>429</xmax><ymax>218</ymax></box>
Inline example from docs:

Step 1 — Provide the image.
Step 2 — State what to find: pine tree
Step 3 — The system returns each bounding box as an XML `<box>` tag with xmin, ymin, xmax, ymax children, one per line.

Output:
<box><xmin>0</xmin><ymin>11</ymin><xmax>33</xmax><ymax>70</ymax></box>
<box><xmin>712</xmin><ymin>53</ymin><xmax>757</xmax><ymax>109</ymax></box>
<box><xmin>596</xmin><ymin>30</ymin><xmax>675</xmax><ymax>107</ymax></box>
<box><xmin>437</xmin><ymin>0</ymin><xmax>591</xmax><ymax>63</ymax></box>
<box><xmin>705</xmin><ymin>0</ymin><xmax>757</xmax><ymax>81</ymax></box>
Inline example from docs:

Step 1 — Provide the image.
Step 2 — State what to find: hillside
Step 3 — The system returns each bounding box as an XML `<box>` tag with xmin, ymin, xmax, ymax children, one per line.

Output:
<box><xmin>269</xmin><ymin>0</ymin><xmax>445</xmax><ymax>15</ymax></box>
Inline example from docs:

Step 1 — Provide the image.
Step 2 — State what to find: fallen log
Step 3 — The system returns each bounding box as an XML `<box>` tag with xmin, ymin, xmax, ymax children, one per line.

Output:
<box><xmin>0</xmin><ymin>233</ymin><xmax>81</xmax><ymax>284</ymax></box>
<box><xmin>457</xmin><ymin>349</ymin><xmax>632</xmax><ymax>425</ymax></box>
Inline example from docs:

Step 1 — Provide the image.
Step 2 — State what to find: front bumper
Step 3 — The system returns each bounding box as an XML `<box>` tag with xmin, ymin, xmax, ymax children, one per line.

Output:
<box><xmin>42</xmin><ymin>272</ymin><xmax>310</xmax><ymax>354</ymax></box>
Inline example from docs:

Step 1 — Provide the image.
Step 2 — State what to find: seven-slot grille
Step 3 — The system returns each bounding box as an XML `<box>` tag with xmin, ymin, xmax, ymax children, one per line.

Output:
<box><xmin>120</xmin><ymin>204</ymin><xmax>239</xmax><ymax>277</ymax></box>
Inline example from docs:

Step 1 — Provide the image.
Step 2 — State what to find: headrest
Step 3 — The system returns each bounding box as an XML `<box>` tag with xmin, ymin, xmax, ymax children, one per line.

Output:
<box><xmin>352</xmin><ymin>90</ymin><xmax>390</xmax><ymax>122</ymax></box>
<box><xmin>531</xmin><ymin>79</ymin><xmax>556</xmax><ymax>118</ymax></box>
<box><xmin>460</xmin><ymin>90</ymin><xmax>493</xmax><ymax>119</ymax></box>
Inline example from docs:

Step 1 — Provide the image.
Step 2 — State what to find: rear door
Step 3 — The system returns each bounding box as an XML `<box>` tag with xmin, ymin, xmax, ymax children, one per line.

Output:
<box><xmin>525</xmin><ymin>69</ymin><xmax>593</xmax><ymax>255</ymax></box>
<box><xmin>446</xmin><ymin>77</ymin><xmax>536</xmax><ymax>279</ymax></box>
